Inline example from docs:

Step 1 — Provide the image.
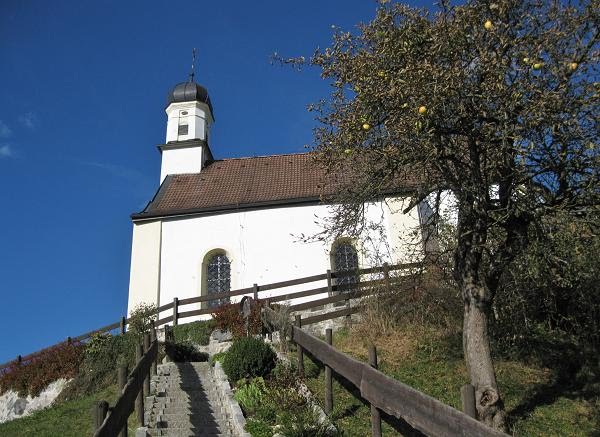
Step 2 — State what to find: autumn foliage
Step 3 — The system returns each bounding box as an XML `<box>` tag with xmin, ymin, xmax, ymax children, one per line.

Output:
<box><xmin>212</xmin><ymin>300</ymin><xmax>264</xmax><ymax>339</ymax></box>
<box><xmin>0</xmin><ymin>341</ymin><xmax>85</xmax><ymax>397</ymax></box>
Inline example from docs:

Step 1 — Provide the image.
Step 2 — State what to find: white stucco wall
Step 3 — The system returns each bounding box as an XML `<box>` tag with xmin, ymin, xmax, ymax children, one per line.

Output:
<box><xmin>127</xmin><ymin>220</ymin><xmax>162</xmax><ymax>316</ymax></box>
<box><xmin>165</xmin><ymin>101</ymin><xmax>212</xmax><ymax>144</ymax></box>
<box><xmin>128</xmin><ymin>197</ymin><xmax>424</xmax><ymax>323</ymax></box>
<box><xmin>159</xmin><ymin>146</ymin><xmax>207</xmax><ymax>183</ymax></box>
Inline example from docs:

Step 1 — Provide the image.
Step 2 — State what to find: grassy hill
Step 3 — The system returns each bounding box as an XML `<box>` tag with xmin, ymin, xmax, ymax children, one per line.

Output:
<box><xmin>0</xmin><ymin>384</ymin><xmax>139</xmax><ymax>437</ymax></box>
<box><xmin>298</xmin><ymin>325</ymin><xmax>599</xmax><ymax>436</ymax></box>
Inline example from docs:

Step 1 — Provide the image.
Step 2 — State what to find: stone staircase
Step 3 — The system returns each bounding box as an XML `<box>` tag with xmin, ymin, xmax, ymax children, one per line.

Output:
<box><xmin>144</xmin><ymin>362</ymin><xmax>234</xmax><ymax>437</ymax></box>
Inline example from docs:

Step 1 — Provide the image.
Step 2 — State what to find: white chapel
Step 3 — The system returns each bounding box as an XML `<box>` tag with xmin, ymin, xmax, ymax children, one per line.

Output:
<box><xmin>126</xmin><ymin>79</ymin><xmax>426</xmax><ymax>318</ymax></box>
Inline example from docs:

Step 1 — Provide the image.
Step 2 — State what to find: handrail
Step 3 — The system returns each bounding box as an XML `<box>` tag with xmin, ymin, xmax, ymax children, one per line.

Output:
<box><xmin>261</xmin><ymin>304</ymin><xmax>504</xmax><ymax>437</ymax></box>
<box><xmin>290</xmin><ymin>327</ymin><xmax>506</xmax><ymax>437</ymax></box>
<box><xmin>0</xmin><ymin>261</ymin><xmax>421</xmax><ymax>371</ymax></box>
<box><xmin>93</xmin><ymin>339</ymin><xmax>158</xmax><ymax>437</ymax></box>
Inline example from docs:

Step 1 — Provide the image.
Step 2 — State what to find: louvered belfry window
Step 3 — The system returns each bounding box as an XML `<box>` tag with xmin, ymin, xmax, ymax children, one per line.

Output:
<box><xmin>333</xmin><ymin>242</ymin><xmax>359</xmax><ymax>290</ymax></box>
<box><xmin>206</xmin><ymin>254</ymin><xmax>231</xmax><ymax>308</ymax></box>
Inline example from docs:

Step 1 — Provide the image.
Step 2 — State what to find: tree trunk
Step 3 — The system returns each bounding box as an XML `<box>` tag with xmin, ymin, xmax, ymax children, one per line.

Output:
<box><xmin>454</xmin><ymin>191</ymin><xmax>507</xmax><ymax>431</ymax></box>
<box><xmin>462</xmin><ymin>281</ymin><xmax>507</xmax><ymax>430</ymax></box>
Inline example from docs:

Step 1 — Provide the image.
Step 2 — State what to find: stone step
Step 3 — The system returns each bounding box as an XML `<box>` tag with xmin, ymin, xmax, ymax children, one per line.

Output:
<box><xmin>149</xmin><ymin>397</ymin><xmax>220</xmax><ymax>406</ymax></box>
<box><xmin>146</xmin><ymin>428</ymin><xmax>232</xmax><ymax>437</ymax></box>
<box><xmin>148</xmin><ymin>408</ymin><xmax>227</xmax><ymax>418</ymax></box>
<box><xmin>149</xmin><ymin>402</ymin><xmax>223</xmax><ymax>411</ymax></box>
<box><xmin>145</xmin><ymin>362</ymin><xmax>233</xmax><ymax>437</ymax></box>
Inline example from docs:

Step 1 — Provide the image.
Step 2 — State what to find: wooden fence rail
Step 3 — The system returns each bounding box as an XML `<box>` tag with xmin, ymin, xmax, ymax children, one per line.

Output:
<box><xmin>0</xmin><ymin>261</ymin><xmax>422</xmax><ymax>372</ymax></box>
<box><xmin>262</xmin><ymin>305</ymin><xmax>506</xmax><ymax>437</ymax></box>
<box><xmin>92</xmin><ymin>334</ymin><xmax>158</xmax><ymax>437</ymax></box>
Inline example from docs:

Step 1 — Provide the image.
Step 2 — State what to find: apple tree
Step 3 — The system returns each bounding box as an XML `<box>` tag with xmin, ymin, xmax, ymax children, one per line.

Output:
<box><xmin>298</xmin><ymin>0</ymin><xmax>599</xmax><ymax>429</ymax></box>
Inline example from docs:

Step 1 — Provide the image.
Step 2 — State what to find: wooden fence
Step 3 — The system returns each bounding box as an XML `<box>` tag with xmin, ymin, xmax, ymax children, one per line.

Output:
<box><xmin>0</xmin><ymin>262</ymin><xmax>420</xmax><ymax>373</ymax></box>
<box><xmin>263</xmin><ymin>307</ymin><xmax>507</xmax><ymax>437</ymax></box>
<box><xmin>92</xmin><ymin>330</ymin><xmax>158</xmax><ymax>437</ymax></box>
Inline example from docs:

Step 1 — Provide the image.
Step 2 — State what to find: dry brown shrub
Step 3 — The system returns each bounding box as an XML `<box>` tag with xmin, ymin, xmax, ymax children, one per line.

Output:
<box><xmin>338</xmin><ymin>268</ymin><xmax>462</xmax><ymax>365</ymax></box>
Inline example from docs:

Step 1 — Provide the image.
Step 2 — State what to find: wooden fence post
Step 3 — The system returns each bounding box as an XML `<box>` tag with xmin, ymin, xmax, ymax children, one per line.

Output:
<box><xmin>369</xmin><ymin>345</ymin><xmax>382</xmax><ymax>437</ymax></box>
<box><xmin>461</xmin><ymin>384</ymin><xmax>477</xmax><ymax>419</ymax></box>
<box><xmin>172</xmin><ymin>297</ymin><xmax>179</xmax><ymax>326</ymax></box>
<box><xmin>326</xmin><ymin>269</ymin><xmax>333</xmax><ymax>296</ymax></box>
<box><xmin>118</xmin><ymin>365</ymin><xmax>128</xmax><ymax>437</ymax></box>
<box><xmin>120</xmin><ymin>316</ymin><xmax>127</xmax><ymax>335</ymax></box>
<box><xmin>295</xmin><ymin>315</ymin><xmax>304</xmax><ymax>378</ymax></box>
<box><xmin>17</xmin><ymin>355</ymin><xmax>22</xmax><ymax>365</ymax></box>
<box><xmin>325</xmin><ymin>328</ymin><xmax>333</xmax><ymax>415</ymax></box>
<box><xmin>143</xmin><ymin>333</ymin><xmax>151</xmax><ymax>398</ymax></box>
<box><xmin>150</xmin><ymin>321</ymin><xmax>157</xmax><ymax>377</ymax></box>
<box><xmin>92</xmin><ymin>400</ymin><xmax>109</xmax><ymax>430</ymax></box>
<box><xmin>253</xmin><ymin>283</ymin><xmax>259</xmax><ymax>301</ymax></box>
<box><xmin>383</xmin><ymin>262</ymin><xmax>391</xmax><ymax>293</ymax></box>
<box><xmin>135</xmin><ymin>343</ymin><xmax>144</xmax><ymax>426</ymax></box>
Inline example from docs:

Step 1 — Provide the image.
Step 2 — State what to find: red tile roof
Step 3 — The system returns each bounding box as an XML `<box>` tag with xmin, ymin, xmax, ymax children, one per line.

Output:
<box><xmin>132</xmin><ymin>152</ymin><xmax>415</xmax><ymax>220</ymax></box>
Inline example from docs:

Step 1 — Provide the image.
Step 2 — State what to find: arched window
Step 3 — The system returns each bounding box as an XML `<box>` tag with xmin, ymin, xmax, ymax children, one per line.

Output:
<box><xmin>332</xmin><ymin>241</ymin><xmax>359</xmax><ymax>291</ymax></box>
<box><xmin>205</xmin><ymin>252</ymin><xmax>231</xmax><ymax>308</ymax></box>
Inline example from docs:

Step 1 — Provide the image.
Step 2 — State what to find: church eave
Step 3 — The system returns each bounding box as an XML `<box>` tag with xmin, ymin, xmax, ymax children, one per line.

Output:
<box><xmin>130</xmin><ymin>196</ymin><xmax>323</xmax><ymax>222</ymax></box>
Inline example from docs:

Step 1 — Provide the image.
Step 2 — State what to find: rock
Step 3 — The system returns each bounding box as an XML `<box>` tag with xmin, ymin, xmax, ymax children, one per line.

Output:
<box><xmin>0</xmin><ymin>378</ymin><xmax>70</xmax><ymax>424</ymax></box>
<box><xmin>210</xmin><ymin>329</ymin><xmax>232</xmax><ymax>343</ymax></box>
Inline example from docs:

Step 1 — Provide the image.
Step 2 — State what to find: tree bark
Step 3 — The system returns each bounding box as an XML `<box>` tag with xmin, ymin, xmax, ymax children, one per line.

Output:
<box><xmin>455</xmin><ymin>192</ymin><xmax>507</xmax><ymax>431</ymax></box>
<box><xmin>463</xmin><ymin>284</ymin><xmax>506</xmax><ymax>430</ymax></box>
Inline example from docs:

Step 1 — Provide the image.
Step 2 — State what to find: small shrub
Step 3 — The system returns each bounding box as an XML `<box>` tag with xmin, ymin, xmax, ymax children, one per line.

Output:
<box><xmin>164</xmin><ymin>341</ymin><xmax>208</xmax><ymax>362</ymax></box>
<box><xmin>234</xmin><ymin>377</ymin><xmax>267</xmax><ymax>415</ymax></box>
<box><xmin>278</xmin><ymin>404</ymin><xmax>336</xmax><ymax>437</ymax></box>
<box><xmin>222</xmin><ymin>337</ymin><xmax>276</xmax><ymax>381</ymax></box>
<box><xmin>128</xmin><ymin>302</ymin><xmax>157</xmax><ymax>339</ymax></box>
<box><xmin>212</xmin><ymin>300</ymin><xmax>264</xmax><ymax>339</ymax></box>
<box><xmin>58</xmin><ymin>332</ymin><xmax>138</xmax><ymax>401</ymax></box>
<box><xmin>85</xmin><ymin>332</ymin><xmax>113</xmax><ymax>357</ymax></box>
<box><xmin>210</xmin><ymin>351</ymin><xmax>227</xmax><ymax>367</ymax></box>
<box><xmin>172</xmin><ymin>320</ymin><xmax>216</xmax><ymax>346</ymax></box>
<box><xmin>0</xmin><ymin>342</ymin><xmax>85</xmax><ymax>397</ymax></box>
<box><xmin>245</xmin><ymin>418</ymin><xmax>273</xmax><ymax>437</ymax></box>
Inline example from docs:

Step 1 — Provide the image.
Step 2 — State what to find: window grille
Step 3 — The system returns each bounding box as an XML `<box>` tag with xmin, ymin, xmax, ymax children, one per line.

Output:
<box><xmin>333</xmin><ymin>242</ymin><xmax>359</xmax><ymax>291</ymax></box>
<box><xmin>206</xmin><ymin>254</ymin><xmax>231</xmax><ymax>308</ymax></box>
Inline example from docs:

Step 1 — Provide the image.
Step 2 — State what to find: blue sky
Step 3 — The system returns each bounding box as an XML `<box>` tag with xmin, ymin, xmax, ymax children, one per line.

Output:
<box><xmin>0</xmin><ymin>0</ymin><xmax>431</xmax><ymax>363</ymax></box>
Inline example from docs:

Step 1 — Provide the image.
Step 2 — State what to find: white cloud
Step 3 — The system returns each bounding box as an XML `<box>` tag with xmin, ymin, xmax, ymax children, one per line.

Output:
<box><xmin>0</xmin><ymin>145</ymin><xmax>13</xmax><ymax>158</ymax></box>
<box><xmin>18</xmin><ymin>112</ymin><xmax>38</xmax><ymax>129</ymax></box>
<box><xmin>0</xmin><ymin>121</ymin><xmax>11</xmax><ymax>138</ymax></box>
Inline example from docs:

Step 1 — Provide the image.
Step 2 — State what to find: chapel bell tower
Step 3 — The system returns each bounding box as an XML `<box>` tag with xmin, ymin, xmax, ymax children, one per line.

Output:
<box><xmin>159</xmin><ymin>79</ymin><xmax>214</xmax><ymax>183</ymax></box>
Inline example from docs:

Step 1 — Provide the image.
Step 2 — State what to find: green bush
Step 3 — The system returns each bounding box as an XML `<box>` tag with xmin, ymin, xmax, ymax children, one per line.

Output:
<box><xmin>209</xmin><ymin>351</ymin><xmax>227</xmax><ymax>367</ymax></box>
<box><xmin>278</xmin><ymin>405</ymin><xmax>336</xmax><ymax>437</ymax></box>
<box><xmin>234</xmin><ymin>377</ymin><xmax>267</xmax><ymax>415</ymax></box>
<box><xmin>245</xmin><ymin>418</ymin><xmax>273</xmax><ymax>437</ymax></box>
<box><xmin>58</xmin><ymin>333</ymin><xmax>138</xmax><ymax>401</ymax></box>
<box><xmin>128</xmin><ymin>303</ymin><xmax>157</xmax><ymax>340</ymax></box>
<box><xmin>172</xmin><ymin>320</ymin><xmax>216</xmax><ymax>346</ymax></box>
<box><xmin>222</xmin><ymin>337</ymin><xmax>276</xmax><ymax>382</ymax></box>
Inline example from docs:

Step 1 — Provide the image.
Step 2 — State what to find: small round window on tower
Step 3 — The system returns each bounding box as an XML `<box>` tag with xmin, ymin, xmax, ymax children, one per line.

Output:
<box><xmin>181</xmin><ymin>111</ymin><xmax>188</xmax><ymax>115</ymax></box>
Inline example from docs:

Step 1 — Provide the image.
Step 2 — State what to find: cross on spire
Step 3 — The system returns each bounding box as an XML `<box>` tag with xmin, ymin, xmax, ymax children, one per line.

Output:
<box><xmin>188</xmin><ymin>48</ymin><xmax>197</xmax><ymax>83</ymax></box>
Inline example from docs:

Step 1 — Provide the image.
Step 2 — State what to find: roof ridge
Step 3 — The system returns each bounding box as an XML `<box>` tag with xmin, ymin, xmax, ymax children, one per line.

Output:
<box><xmin>211</xmin><ymin>151</ymin><xmax>312</xmax><ymax>162</ymax></box>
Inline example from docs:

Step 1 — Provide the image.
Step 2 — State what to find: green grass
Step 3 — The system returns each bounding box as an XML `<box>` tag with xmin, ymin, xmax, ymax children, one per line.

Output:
<box><xmin>298</xmin><ymin>327</ymin><xmax>599</xmax><ymax>436</ymax></box>
<box><xmin>0</xmin><ymin>384</ymin><xmax>140</xmax><ymax>437</ymax></box>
